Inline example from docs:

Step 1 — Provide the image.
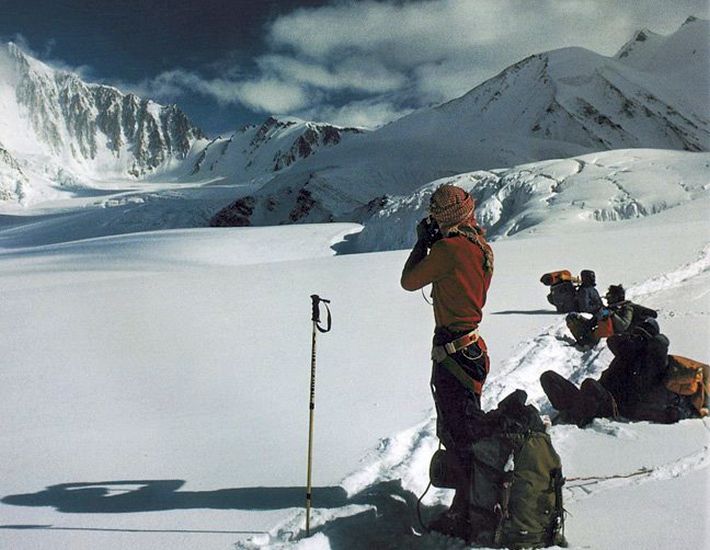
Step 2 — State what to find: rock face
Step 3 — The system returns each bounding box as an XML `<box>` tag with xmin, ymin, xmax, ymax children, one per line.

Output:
<box><xmin>272</xmin><ymin>121</ymin><xmax>358</xmax><ymax>171</ymax></box>
<box><xmin>0</xmin><ymin>141</ymin><xmax>27</xmax><ymax>202</ymax></box>
<box><xmin>1</xmin><ymin>42</ymin><xmax>205</xmax><ymax>180</ymax></box>
<box><xmin>210</xmin><ymin>18</ymin><xmax>710</xmax><ymax>229</ymax></box>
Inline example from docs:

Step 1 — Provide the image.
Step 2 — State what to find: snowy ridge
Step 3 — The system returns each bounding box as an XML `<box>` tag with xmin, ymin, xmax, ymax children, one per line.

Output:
<box><xmin>349</xmin><ymin>149</ymin><xmax>710</xmax><ymax>253</ymax></box>
<box><xmin>190</xmin><ymin>117</ymin><xmax>364</xmax><ymax>185</ymax></box>
<box><xmin>615</xmin><ymin>28</ymin><xmax>665</xmax><ymax>66</ymax></box>
<box><xmin>630</xmin><ymin>243</ymin><xmax>710</xmax><ymax>298</ymax></box>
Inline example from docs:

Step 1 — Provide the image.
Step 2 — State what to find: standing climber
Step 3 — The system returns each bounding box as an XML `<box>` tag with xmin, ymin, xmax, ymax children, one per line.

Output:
<box><xmin>400</xmin><ymin>184</ymin><xmax>494</xmax><ymax>538</ymax></box>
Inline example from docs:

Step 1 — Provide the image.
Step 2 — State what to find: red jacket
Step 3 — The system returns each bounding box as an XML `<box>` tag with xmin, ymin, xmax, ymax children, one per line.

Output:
<box><xmin>401</xmin><ymin>234</ymin><xmax>492</xmax><ymax>332</ymax></box>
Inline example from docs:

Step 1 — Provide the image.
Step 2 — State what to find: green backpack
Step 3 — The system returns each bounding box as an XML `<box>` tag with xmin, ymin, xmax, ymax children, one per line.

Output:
<box><xmin>468</xmin><ymin>395</ymin><xmax>566</xmax><ymax>548</ymax></box>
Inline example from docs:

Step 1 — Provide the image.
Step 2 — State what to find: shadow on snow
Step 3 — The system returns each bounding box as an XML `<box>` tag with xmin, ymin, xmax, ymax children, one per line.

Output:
<box><xmin>2</xmin><ymin>479</ymin><xmax>448</xmax><ymax>548</ymax></box>
<box><xmin>1</xmin><ymin>480</ymin><xmax>348</xmax><ymax>513</ymax></box>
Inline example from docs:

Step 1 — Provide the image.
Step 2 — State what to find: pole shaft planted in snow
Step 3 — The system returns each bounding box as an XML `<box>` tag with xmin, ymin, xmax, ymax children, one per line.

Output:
<box><xmin>305</xmin><ymin>294</ymin><xmax>331</xmax><ymax>536</ymax></box>
<box><xmin>306</xmin><ymin>317</ymin><xmax>317</xmax><ymax>536</ymax></box>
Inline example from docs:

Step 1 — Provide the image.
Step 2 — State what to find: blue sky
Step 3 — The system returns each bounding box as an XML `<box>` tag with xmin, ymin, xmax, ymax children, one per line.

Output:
<box><xmin>1</xmin><ymin>0</ymin><xmax>707</xmax><ymax>136</ymax></box>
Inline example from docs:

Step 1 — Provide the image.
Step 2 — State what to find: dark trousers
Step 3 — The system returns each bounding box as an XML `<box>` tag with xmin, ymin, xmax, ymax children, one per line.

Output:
<box><xmin>431</xmin><ymin>335</ymin><xmax>489</xmax><ymax>514</ymax></box>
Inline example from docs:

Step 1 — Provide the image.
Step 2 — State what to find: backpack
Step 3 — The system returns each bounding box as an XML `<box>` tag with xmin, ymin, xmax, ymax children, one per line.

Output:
<box><xmin>540</xmin><ymin>270</ymin><xmax>575</xmax><ymax>286</ymax></box>
<box><xmin>664</xmin><ymin>355</ymin><xmax>710</xmax><ymax>416</ymax></box>
<box><xmin>548</xmin><ymin>281</ymin><xmax>577</xmax><ymax>313</ymax></box>
<box><xmin>467</xmin><ymin>391</ymin><xmax>566</xmax><ymax>549</ymax></box>
<box><xmin>629</xmin><ymin>303</ymin><xmax>658</xmax><ymax>326</ymax></box>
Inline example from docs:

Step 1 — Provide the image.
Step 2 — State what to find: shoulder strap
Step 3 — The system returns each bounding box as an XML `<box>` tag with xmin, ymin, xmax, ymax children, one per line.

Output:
<box><xmin>437</xmin><ymin>355</ymin><xmax>483</xmax><ymax>395</ymax></box>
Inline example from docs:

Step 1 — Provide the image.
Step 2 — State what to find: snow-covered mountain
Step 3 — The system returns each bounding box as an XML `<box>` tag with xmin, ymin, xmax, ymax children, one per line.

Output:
<box><xmin>186</xmin><ymin>116</ymin><xmax>364</xmax><ymax>183</ymax></box>
<box><xmin>211</xmin><ymin>17</ymin><xmax>709</xmax><ymax>228</ymax></box>
<box><xmin>0</xmin><ymin>42</ymin><xmax>205</xmax><ymax>195</ymax></box>
<box><xmin>0</xmin><ymin>41</ymin><xmax>366</xmax><ymax>205</ymax></box>
<box><xmin>0</xmin><ymin>141</ymin><xmax>27</xmax><ymax>201</ymax></box>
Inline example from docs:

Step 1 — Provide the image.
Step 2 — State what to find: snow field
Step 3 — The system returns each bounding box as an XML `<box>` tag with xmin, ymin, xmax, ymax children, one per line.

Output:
<box><xmin>1</xmin><ymin>196</ymin><xmax>708</xmax><ymax>549</ymax></box>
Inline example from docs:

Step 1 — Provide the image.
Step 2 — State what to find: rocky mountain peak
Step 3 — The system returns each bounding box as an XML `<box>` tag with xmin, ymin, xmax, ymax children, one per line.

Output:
<box><xmin>0</xmin><ymin>42</ymin><xmax>206</xmax><ymax>180</ymax></box>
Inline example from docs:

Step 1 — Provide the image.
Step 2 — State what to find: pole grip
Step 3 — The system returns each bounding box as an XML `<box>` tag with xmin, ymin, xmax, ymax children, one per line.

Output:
<box><xmin>310</xmin><ymin>294</ymin><xmax>332</xmax><ymax>333</ymax></box>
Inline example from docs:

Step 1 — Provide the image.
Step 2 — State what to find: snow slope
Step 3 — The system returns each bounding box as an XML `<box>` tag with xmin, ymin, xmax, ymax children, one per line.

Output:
<box><xmin>0</xmin><ymin>179</ymin><xmax>708</xmax><ymax>549</ymax></box>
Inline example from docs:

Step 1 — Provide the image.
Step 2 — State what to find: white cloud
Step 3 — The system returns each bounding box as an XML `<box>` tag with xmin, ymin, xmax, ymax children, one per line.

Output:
<box><xmin>297</xmin><ymin>99</ymin><xmax>414</xmax><ymax>129</ymax></box>
<box><xmin>264</xmin><ymin>0</ymin><xmax>708</xmax><ymax>111</ymax></box>
<box><xmin>126</xmin><ymin>69</ymin><xmax>310</xmax><ymax>113</ymax></box>
<box><xmin>235</xmin><ymin>77</ymin><xmax>310</xmax><ymax>112</ymax></box>
<box><xmin>257</xmin><ymin>54</ymin><xmax>406</xmax><ymax>93</ymax></box>
<box><xmin>269</xmin><ymin>0</ymin><xmax>706</xmax><ymax>62</ymax></box>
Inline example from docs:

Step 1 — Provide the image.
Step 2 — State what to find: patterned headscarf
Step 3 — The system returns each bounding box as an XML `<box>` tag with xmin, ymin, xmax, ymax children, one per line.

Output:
<box><xmin>429</xmin><ymin>184</ymin><xmax>474</xmax><ymax>227</ymax></box>
<box><xmin>430</xmin><ymin>184</ymin><xmax>493</xmax><ymax>273</ymax></box>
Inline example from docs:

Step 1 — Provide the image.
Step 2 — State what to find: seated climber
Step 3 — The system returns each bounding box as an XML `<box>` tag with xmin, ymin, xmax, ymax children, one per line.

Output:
<box><xmin>566</xmin><ymin>284</ymin><xmax>655</xmax><ymax>347</ymax></box>
<box><xmin>574</xmin><ymin>269</ymin><xmax>603</xmax><ymax>314</ymax></box>
<box><xmin>541</xmin><ymin>269</ymin><xmax>602</xmax><ymax>314</ymax></box>
<box><xmin>541</xmin><ymin>318</ymin><xmax>708</xmax><ymax>426</ymax></box>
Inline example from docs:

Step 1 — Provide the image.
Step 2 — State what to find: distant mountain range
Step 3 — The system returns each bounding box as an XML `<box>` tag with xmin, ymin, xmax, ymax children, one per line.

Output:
<box><xmin>0</xmin><ymin>17</ymin><xmax>708</xmax><ymax>230</ymax></box>
<box><xmin>0</xmin><ymin>42</ymin><xmax>204</xmax><ymax>185</ymax></box>
<box><xmin>0</xmin><ymin>39</ymin><xmax>367</xmax><ymax>203</ymax></box>
<box><xmin>211</xmin><ymin>16</ymin><xmax>709</xmax><ymax>228</ymax></box>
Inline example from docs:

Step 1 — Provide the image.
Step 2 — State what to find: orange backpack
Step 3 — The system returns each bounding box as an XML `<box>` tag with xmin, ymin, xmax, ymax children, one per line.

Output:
<box><xmin>540</xmin><ymin>270</ymin><xmax>577</xmax><ymax>286</ymax></box>
<box><xmin>664</xmin><ymin>355</ymin><xmax>710</xmax><ymax>416</ymax></box>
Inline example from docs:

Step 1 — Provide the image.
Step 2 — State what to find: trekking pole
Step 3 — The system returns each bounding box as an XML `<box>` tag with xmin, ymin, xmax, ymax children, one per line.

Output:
<box><xmin>305</xmin><ymin>294</ymin><xmax>332</xmax><ymax>536</ymax></box>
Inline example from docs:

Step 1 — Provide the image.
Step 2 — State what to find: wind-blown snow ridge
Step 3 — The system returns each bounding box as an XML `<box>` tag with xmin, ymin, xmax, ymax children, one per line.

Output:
<box><xmin>340</xmin><ymin>418</ymin><xmax>440</xmax><ymax>501</ymax></box>
<box><xmin>350</xmin><ymin>150</ymin><xmax>710</xmax><ymax>253</ymax></box>
<box><xmin>482</xmin><ymin>325</ymin><xmax>610</xmax><ymax>412</ymax></box>
<box><xmin>629</xmin><ymin>243</ymin><xmax>710</xmax><ymax>298</ymax></box>
<box><xmin>565</xmin><ymin>443</ymin><xmax>710</xmax><ymax>502</ymax></box>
